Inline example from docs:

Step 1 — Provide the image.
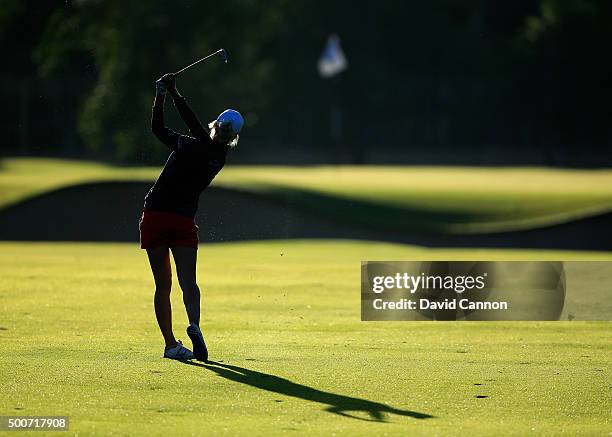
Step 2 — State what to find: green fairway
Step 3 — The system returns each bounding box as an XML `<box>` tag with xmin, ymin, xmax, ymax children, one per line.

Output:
<box><xmin>0</xmin><ymin>240</ymin><xmax>610</xmax><ymax>436</ymax></box>
<box><xmin>3</xmin><ymin>157</ymin><xmax>612</xmax><ymax>233</ymax></box>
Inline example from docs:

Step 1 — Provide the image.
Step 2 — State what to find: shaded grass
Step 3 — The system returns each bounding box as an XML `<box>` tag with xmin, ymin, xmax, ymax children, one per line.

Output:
<box><xmin>0</xmin><ymin>240</ymin><xmax>610</xmax><ymax>435</ymax></box>
<box><xmin>2</xmin><ymin>157</ymin><xmax>612</xmax><ymax>233</ymax></box>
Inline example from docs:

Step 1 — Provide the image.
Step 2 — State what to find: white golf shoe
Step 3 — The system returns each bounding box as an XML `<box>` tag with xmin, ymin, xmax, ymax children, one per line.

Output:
<box><xmin>186</xmin><ymin>323</ymin><xmax>208</xmax><ymax>362</ymax></box>
<box><xmin>163</xmin><ymin>340</ymin><xmax>194</xmax><ymax>360</ymax></box>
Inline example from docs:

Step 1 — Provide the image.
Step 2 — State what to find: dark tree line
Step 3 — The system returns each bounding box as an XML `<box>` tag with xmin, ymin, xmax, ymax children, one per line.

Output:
<box><xmin>1</xmin><ymin>0</ymin><xmax>610</xmax><ymax>165</ymax></box>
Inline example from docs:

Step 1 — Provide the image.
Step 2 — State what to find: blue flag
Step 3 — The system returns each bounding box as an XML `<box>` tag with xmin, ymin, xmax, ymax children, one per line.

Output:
<box><xmin>318</xmin><ymin>34</ymin><xmax>348</xmax><ymax>78</ymax></box>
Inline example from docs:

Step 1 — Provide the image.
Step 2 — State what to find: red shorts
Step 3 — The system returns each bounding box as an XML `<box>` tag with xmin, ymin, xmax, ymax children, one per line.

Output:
<box><xmin>139</xmin><ymin>210</ymin><xmax>199</xmax><ymax>249</ymax></box>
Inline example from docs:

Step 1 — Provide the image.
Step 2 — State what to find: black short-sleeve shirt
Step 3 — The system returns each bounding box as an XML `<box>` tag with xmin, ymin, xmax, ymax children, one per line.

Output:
<box><xmin>145</xmin><ymin>125</ymin><xmax>229</xmax><ymax>218</ymax></box>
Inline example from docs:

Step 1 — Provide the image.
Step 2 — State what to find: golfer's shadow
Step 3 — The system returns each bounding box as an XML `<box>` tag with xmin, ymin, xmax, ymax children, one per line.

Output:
<box><xmin>182</xmin><ymin>360</ymin><xmax>433</xmax><ymax>422</ymax></box>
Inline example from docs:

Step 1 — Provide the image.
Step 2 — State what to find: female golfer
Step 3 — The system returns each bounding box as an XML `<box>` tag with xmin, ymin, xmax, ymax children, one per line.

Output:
<box><xmin>140</xmin><ymin>73</ymin><xmax>243</xmax><ymax>361</ymax></box>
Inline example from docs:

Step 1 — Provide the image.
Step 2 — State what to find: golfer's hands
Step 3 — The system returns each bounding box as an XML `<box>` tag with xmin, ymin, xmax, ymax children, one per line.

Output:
<box><xmin>155</xmin><ymin>77</ymin><xmax>167</xmax><ymax>95</ymax></box>
<box><xmin>156</xmin><ymin>73</ymin><xmax>179</xmax><ymax>96</ymax></box>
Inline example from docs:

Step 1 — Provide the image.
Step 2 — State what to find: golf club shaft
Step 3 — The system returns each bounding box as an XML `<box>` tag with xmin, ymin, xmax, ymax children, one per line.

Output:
<box><xmin>174</xmin><ymin>49</ymin><xmax>226</xmax><ymax>76</ymax></box>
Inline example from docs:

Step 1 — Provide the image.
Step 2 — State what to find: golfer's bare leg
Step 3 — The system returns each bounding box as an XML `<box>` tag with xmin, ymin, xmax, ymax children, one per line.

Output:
<box><xmin>170</xmin><ymin>246</ymin><xmax>200</xmax><ymax>326</ymax></box>
<box><xmin>146</xmin><ymin>246</ymin><xmax>176</xmax><ymax>348</ymax></box>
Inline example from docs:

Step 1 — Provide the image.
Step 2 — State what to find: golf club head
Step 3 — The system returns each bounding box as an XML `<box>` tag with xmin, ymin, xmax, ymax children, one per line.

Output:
<box><xmin>174</xmin><ymin>49</ymin><xmax>229</xmax><ymax>75</ymax></box>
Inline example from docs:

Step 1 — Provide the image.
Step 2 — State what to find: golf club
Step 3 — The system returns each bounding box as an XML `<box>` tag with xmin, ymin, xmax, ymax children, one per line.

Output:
<box><xmin>174</xmin><ymin>49</ymin><xmax>228</xmax><ymax>76</ymax></box>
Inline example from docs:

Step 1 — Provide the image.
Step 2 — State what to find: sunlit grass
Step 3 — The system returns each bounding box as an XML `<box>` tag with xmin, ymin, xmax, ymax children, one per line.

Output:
<box><xmin>0</xmin><ymin>240</ymin><xmax>609</xmax><ymax>436</ymax></box>
<box><xmin>2</xmin><ymin>157</ymin><xmax>612</xmax><ymax>233</ymax></box>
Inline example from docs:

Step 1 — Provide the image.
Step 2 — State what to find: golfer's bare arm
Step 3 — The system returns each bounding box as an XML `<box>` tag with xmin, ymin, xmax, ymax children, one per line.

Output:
<box><xmin>151</xmin><ymin>93</ymin><xmax>180</xmax><ymax>150</ymax></box>
<box><xmin>170</xmin><ymin>93</ymin><xmax>210</xmax><ymax>139</ymax></box>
